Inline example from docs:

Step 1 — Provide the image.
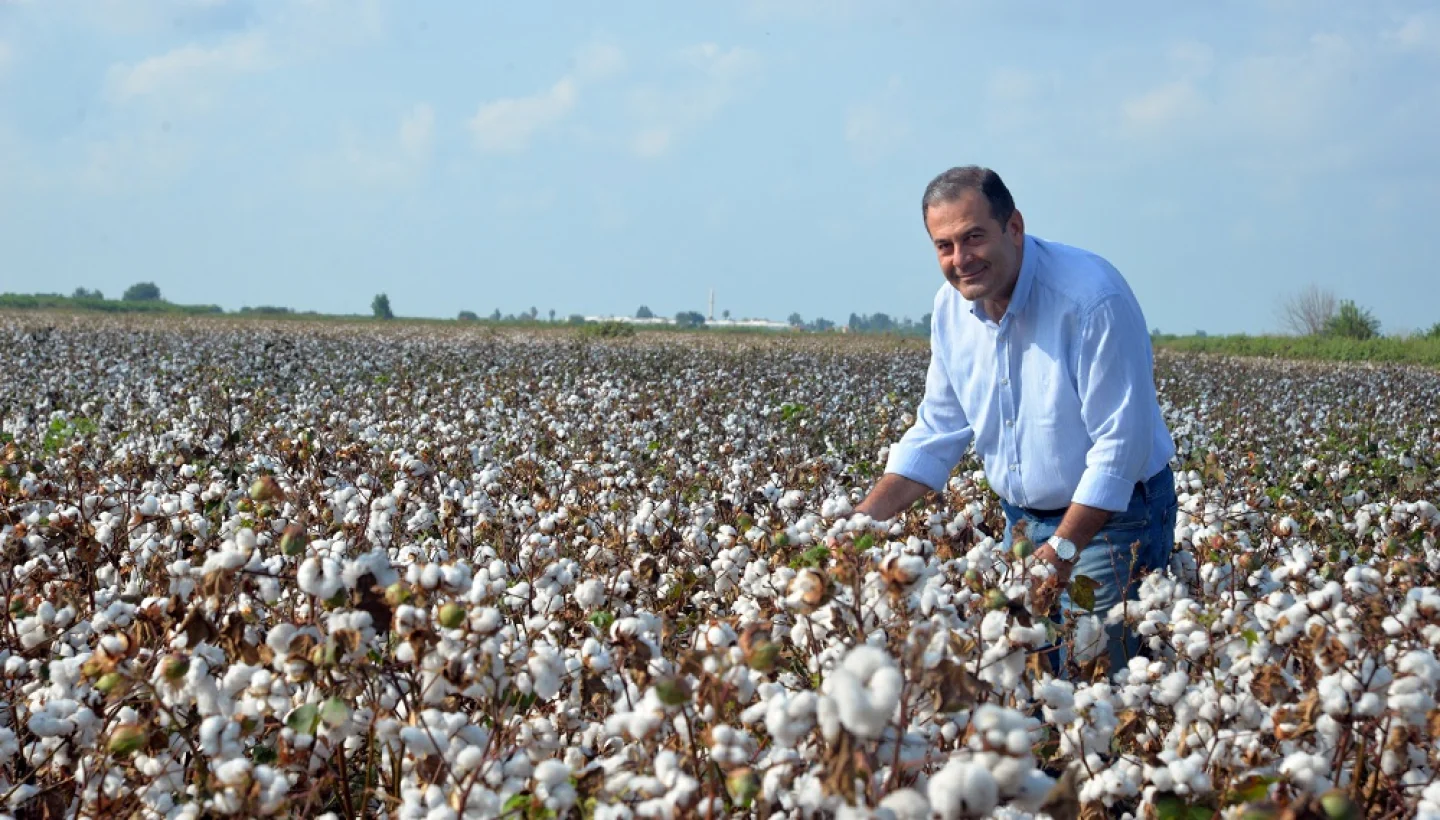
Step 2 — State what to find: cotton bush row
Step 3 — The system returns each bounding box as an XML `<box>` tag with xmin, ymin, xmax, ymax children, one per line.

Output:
<box><xmin>1</xmin><ymin>316</ymin><xmax>1439</xmax><ymax>818</ymax></box>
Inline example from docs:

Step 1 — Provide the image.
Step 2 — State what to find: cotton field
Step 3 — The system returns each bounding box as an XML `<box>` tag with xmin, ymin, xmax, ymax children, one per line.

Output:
<box><xmin>2</xmin><ymin>314</ymin><xmax>1440</xmax><ymax>820</ymax></box>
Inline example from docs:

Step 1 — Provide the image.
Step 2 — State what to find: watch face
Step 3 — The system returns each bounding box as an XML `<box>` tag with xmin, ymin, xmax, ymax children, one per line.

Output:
<box><xmin>1054</xmin><ymin>538</ymin><xmax>1076</xmax><ymax>561</ymax></box>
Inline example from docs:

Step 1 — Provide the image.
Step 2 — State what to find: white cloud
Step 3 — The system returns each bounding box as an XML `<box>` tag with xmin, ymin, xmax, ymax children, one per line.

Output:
<box><xmin>399</xmin><ymin>103</ymin><xmax>434</xmax><ymax>159</ymax></box>
<box><xmin>1117</xmin><ymin>31</ymin><xmax>1357</xmax><ymax>147</ymax></box>
<box><xmin>844</xmin><ymin>77</ymin><xmax>910</xmax><ymax>161</ymax></box>
<box><xmin>68</xmin><ymin>131</ymin><xmax>195</xmax><ymax>193</ymax></box>
<box><xmin>467</xmin><ymin>42</ymin><xmax>623</xmax><ymax>154</ymax></box>
<box><xmin>1387</xmin><ymin>11</ymin><xmax>1440</xmax><ymax>53</ymax></box>
<box><xmin>468</xmin><ymin>79</ymin><xmax>577</xmax><ymax>154</ymax></box>
<box><xmin>626</xmin><ymin>43</ymin><xmax>760</xmax><ymax>158</ymax></box>
<box><xmin>106</xmin><ymin>33</ymin><xmax>269</xmax><ymax>105</ymax></box>
<box><xmin>1121</xmin><ymin>80</ymin><xmax>1207</xmax><ymax>133</ymax></box>
<box><xmin>325</xmin><ymin>103</ymin><xmax>436</xmax><ymax>187</ymax></box>
<box><xmin>574</xmin><ymin>42</ymin><xmax>626</xmax><ymax>82</ymax></box>
<box><xmin>632</xmin><ymin>128</ymin><xmax>671</xmax><ymax>158</ymax></box>
<box><xmin>741</xmin><ymin>0</ymin><xmax>869</xmax><ymax>23</ymax></box>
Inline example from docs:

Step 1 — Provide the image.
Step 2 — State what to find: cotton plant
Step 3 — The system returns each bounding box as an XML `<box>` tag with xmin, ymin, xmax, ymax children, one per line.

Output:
<box><xmin>3</xmin><ymin>317</ymin><xmax>1440</xmax><ymax>817</ymax></box>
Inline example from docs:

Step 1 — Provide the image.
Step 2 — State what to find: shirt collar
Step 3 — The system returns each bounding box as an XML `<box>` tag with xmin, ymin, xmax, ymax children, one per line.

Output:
<box><xmin>969</xmin><ymin>233</ymin><xmax>1039</xmax><ymax>325</ymax></box>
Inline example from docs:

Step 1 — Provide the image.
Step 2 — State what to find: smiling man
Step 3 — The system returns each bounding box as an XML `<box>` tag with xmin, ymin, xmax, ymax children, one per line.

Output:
<box><xmin>854</xmin><ymin>165</ymin><xmax>1178</xmax><ymax>674</ymax></box>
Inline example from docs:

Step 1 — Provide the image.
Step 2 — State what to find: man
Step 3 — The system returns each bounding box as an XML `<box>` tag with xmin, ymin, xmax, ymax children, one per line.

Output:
<box><xmin>854</xmin><ymin>165</ymin><xmax>1177</xmax><ymax>674</ymax></box>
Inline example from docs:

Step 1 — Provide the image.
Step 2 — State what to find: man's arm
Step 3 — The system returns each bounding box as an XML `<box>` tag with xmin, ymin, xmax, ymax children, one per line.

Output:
<box><xmin>869</xmin><ymin>308</ymin><xmax>974</xmax><ymax>517</ymax></box>
<box><xmin>854</xmin><ymin>473</ymin><xmax>935</xmax><ymax>521</ymax></box>
<box><xmin>1031</xmin><ymin>502</ymin><xmax>1110</xmax><ymax>584</ymax></box>
<box><xmin>1036</xmin><ymin>292</ymin><xmax>1156</xmax><ymax>580</ymax></box>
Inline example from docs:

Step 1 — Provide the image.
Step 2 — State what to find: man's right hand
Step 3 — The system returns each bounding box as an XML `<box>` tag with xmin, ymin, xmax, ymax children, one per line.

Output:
<box><xmin>853</xmin><ymin>473</ymin><xmax>934</xmax><ymax>521</ymax></box>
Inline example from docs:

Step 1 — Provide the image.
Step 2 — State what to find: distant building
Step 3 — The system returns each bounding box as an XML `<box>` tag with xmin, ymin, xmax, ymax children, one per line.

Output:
<box><xmin>583</xmin><ymin>315</ymin><xmax>676</xmax><ymax>325</ymax></box>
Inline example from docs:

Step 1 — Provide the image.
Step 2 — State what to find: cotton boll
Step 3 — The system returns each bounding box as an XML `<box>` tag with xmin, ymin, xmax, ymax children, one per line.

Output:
<box><xmin>877</xmin><ymin>788</ymin><xmax>930</xmax><ymax>820</ymax></box>
<box><xmin>1072</xmin><ymin>615</ymin><xmax>1108</xmax><ymax>663</ymax></box>
<box><xmin>928</xmin><ymin>759</ymin><xmax>998</xmax><ymax>819</ymax></box>
<box><xmin>297</xmin><ymin>557</ymin><xmax>343</xmax><ymax>600</ymax></box>
<box><xmin>822</xmin><ymin>645</ymin><xmax>902</xmax><ymax>739</ymax></box>
<box><xmin>574</xmin><ymin>578</ymin><xmax>606</xmax><ymax>611</ymax></box>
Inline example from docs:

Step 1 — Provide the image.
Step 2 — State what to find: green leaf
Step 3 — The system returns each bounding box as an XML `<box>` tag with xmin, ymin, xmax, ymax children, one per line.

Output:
<box><xmin>853</xmin><ymin>533</ymin><xmax>875</xmax><ymax>552</ymax></box>
<box><xmin>503</xmin><ymin>793</ymin><xmax>532</xmax><ymax>814</ymax></box>
<box><xmin>1154</xmin><ymin>795</ymin><xmax>1184</xmax><ymax>820</ymax></box>
<box><xmin>1069</xmin><ymin>575</ymin><xmax>1098</xmax><ymax>612</ymax></box>
<box><xmin>1224</xmin><ymin>774</ymin><xmax>1276</xmax><ymax>805</ymax></box>
<box><xmin>589</xmin><ymin>610</ymin><xmax>615</xmax><ymax>631</ymax></box>
<box><xmin>250</xmin><ymin>745</ymin><xmax>278</xmax><ymax>764</ymax></box>
<box><xmin>320</xmin><ymin>698</ymin><xmax>350</xmax><ymax>728</ymax></box>
<box><xmin>285</xmin><ymin>703</ymin><xmax>320</xmax><ymax>735</ymax></box>
<box><xmin>1242</xmin><ymin>629</ymin><xmax>1259</xmax><ymax>648</ymax></box>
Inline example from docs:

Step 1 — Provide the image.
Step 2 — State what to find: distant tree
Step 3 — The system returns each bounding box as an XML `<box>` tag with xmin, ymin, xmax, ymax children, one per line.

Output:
<box><xmin>636</xmin><ymin>305</ymin><xmax>654</xmax><ymax>319</ymax></box>
<box><xmin>548</xmin><ymin>309</ymin><xmax>556</xmax><ymax>323</ymax></box>
<box><xmin>1280</xmin><ymin>285</ymin><xmax>1337</xmax><ymax>336</ymax></box>
<box><xmin>1426</xmin><ymin>322</ymin><xmax>1440</xmax><ymax>339</ymax></box>
<box><xmin>122</xmin><ymin>282</ymin><xmax>162</xmax><ymax>302</ymax></box>
<box><xmin>72</xmin><ymin>287</ymin><xmax>104</xmax><ymax>300</ymax></box>
<box><xmin>1195</xmin><ymin>330</ymin><xmax>1207</xmax><ymax>338</ymax></box>
<box><xmin>674</xmin><ymin>311</ymin><xmax>706</xmax><ymax>328</ymax></box>
<box><xmin>723</xmin><ymin>309</ymin><xmax>731</xmax><ymax>320</ymax></box>
<box><xmin>458</xmin><ymin>310</ymin><xmax>479</xmax><ymax>321</ymax></box>
<box><xmin>787</xmin><ymin>312</ymin><xmax>803</xmax><ymax>327</ymax></box>
<box><xmin>490</xmin><ymin>309</ymin><xmax>502</xmax><ymax>321</ymax></box>
<box><xmin>568</xmin><ymin>314</ymin><xmax>586</xmax><ymax>325</ymax></box>
<box><xmin>1324</xmin><ymin>300</ymin><xmax>1379</xmax><ymax>340</ymax></box>
<box><xmin>528</xmin><ymin>306</ymin><xmax>539</xmax><ymax>321</ymax></box>
<box><xmin>811</xmin><ymin>317</ymin><xmax>834</xmax><ymax>332</ymax></box>
<box><xmin>372</xmin><ymin>293</ymin><xmax>394</xmax><ymax>320</ymax></box>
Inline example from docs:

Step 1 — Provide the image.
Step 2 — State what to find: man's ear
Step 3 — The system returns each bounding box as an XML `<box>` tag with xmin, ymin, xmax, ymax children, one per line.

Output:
<box><xmin>1008</xmin><ymin>209</ymin><xmax>1024</xmax><ymax>237</ymax></box>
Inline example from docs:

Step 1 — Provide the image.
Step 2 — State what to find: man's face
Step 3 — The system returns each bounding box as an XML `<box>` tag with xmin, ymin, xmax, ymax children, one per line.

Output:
<box><xmin>925</xmin><ymin>190</ymin><xmax>1025</xmax><ymax>305</ymax></box>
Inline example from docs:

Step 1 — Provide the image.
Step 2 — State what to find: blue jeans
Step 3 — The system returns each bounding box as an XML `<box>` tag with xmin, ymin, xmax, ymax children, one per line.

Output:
<box><xmin>999</xmin><ymin>466</ymin><xmax>1177</xmax><ymax>675</ymax></box>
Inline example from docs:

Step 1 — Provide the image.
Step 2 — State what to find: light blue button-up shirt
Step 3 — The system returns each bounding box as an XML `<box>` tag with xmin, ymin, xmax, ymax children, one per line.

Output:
<box><xmin>884</xmin><ymin>233</ymin><xmax>1175</xmax><ymax>512</ymax></box>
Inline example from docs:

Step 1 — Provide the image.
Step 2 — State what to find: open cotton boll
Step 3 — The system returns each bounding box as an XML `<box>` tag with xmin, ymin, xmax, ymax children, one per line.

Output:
<box><xmin>297</xmin><ymin>556</ymin><xmax>343</xmax><ymax>600</ymax></box>
<box><xmin>821</xmin><ymin>645</ymin><xmax>903</xmax><ymax>739</ymax></box>
<box><xmin>1072</xmin><ymin>615</ymin><xmax>1109</xmax><ymax>663</ymax></box>
<box><xmin>574</xmin><ymin>578</ymin><xmax>606</xmax><ymax>611</ymax></box>
<box><xmin>928</xmin><ymin>759</ymin><xmax>998</xmax><ymax>819</ymax></box>
<box><xmin>876</xmin><ymin>788</ymin><xmax>930</xmax><ymax>820</ymax></box>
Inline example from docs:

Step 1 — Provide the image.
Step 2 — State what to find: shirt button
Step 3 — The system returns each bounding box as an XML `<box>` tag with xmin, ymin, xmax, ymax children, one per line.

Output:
<box><xmin>1009</xmin><ymin>464</ymin><xmax>1018</xmax><ymax>471</ymax></box>
<box><xmin>1005</xmin><ymin>419</ymin><xmax>1013</xmax><ymax>427</ymax></box>
<box><xmin>1000</xmin><ymin>378</ymin><xmax>1009</xmax><ymax>386</ymax></box>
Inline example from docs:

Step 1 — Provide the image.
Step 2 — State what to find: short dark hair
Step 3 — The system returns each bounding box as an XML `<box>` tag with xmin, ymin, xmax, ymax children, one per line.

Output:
<box><xmin>921</xmin><ymin>166</ymin><xmax>1015</xmax><ymax>226</ymax></box>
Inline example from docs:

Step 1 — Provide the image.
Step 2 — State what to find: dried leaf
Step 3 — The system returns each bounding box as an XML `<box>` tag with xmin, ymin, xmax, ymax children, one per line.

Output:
<box><xmin>1069</xmin><ymin>575</ymin><xmax>1098</xmax><ymax>612</ymax></box>
<box><xmin>1039</xmin><ymin>765</ymin><xmax>1082</xmax><ymax>820</ymax></box>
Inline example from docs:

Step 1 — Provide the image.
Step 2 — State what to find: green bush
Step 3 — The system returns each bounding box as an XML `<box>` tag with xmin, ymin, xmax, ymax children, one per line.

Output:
<box><xmin>1323</xmin><ymin>300</ymin><xmax>1380</xmax><ymax>340</ymax></box>
<box><xmin>1155</xmin><ymin>334</ymin><xmax>1440</xmax><ymax>366</ymax></box>
<box><xmin>577</xmin><ymin>320</ymin><xmax>635</xmax><ymax>339</ymax></box>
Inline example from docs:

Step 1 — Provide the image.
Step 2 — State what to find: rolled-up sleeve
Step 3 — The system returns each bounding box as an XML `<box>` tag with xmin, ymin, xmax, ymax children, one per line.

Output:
<box><xmin>884</xmin><ymin>324</ymin><xmax>974</xmax><ymax>492</ymax></box>
<box><xmin>1072</xmin><ymin>294</ymin><xmax>1156</xmax><ymax>511</ymax></box>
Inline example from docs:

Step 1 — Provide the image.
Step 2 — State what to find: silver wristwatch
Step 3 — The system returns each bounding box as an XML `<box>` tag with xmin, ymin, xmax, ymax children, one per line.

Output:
<box><xmin>1047</xmin><ymin>535</ymin><xmax>1078</xmax><ymax>563</ymax></box>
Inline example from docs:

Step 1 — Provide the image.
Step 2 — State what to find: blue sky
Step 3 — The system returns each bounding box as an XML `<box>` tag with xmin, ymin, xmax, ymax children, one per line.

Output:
<box><xmin>1</xmin><ymin>0</ymin><xmax>1437</xmax><ymax>335</ymax></box>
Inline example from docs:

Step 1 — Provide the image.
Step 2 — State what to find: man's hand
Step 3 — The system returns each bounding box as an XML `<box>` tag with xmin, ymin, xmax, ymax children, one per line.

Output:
<box><xmin>853</xmin><ymin>473</ymin><xmax>934</xmax><ymax>522</ymax></box>
<box><xmin>1030</xmin><ymin>541</ymin><xmax>1074</xmax><ymax>586</ymax></box>
<box><xmin>1024</xmin><ymin>502</ymin><xmax>1111</xmax><ymax>612</ymax></box>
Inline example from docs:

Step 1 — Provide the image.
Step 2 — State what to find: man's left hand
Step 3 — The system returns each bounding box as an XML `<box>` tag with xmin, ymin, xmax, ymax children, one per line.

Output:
<box><xmin>1027</xmin><ymin>541</ymin><xmax>1074</xmax><ymax>614</ymax></box>
<box><xmin>1031</xmin><ymin>541</ymin><xmax>1075</xmax><ymax>586</ymax></box>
